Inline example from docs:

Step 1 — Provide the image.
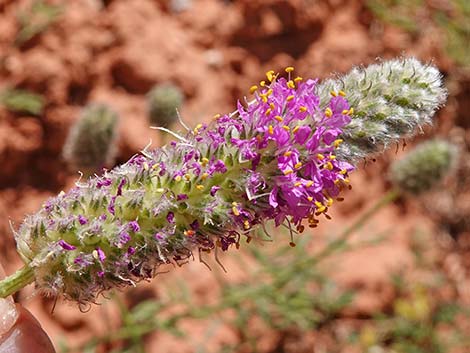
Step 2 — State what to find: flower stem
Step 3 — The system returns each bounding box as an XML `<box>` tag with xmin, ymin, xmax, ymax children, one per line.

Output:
<box><xmin>0</xmin><ymin>265</ymin><xmax>35</xmax><ymax>298</ymax></box>
<box><xmin>312</xmin><ymin>188</ymin><xmax>401</xmax><ymax>263</ymax></box>
<box><xmin>273</xmin><ymin>189</ymin><xmax>401</xmax><ymax>288</ymax></box>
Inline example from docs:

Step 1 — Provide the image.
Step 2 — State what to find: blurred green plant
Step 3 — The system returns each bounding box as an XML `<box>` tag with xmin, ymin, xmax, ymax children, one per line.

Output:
<box><xmin>15</xmin><ymin>0</ymin><xmax>63</xmax><ymax>46</ymax></box>
<box><xmin>0</xmin><ymin>88</ymin><xmax>44</xmax><ymax>115</ymax></box>
<box><xmin>354</xmin><ymin>231</ymin><xmax>470</xmax><ymax>353</ymax></box>
<box><xmin>62</xmin><ymin>103</ymin><xmax>119</xmax><ymax>175</ymax></box>
<box><xmin>146</xmin><ymin>83</ymin><xmax>184</xmax><ymax>127</ymax></box>
<box><xmin>367</xmin><ymin>0</ymin><xmax>470</xmax><ymax>68</ymax></box>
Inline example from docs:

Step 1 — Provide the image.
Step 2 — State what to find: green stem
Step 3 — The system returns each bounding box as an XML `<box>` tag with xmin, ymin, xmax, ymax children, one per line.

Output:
<box><xmin>274</xmin><ymin>189</ymin><xmax>401</xmax><ymax>288</ymax></box>
<box><xmin>0</xmin><ymin>265</ymin><xmax>35</xmax><ymax>298</ymax></box>
<box><xmin>313</xmin><ymin>188</ymin><xmax>401</xmax><ymax>263</ymax></box>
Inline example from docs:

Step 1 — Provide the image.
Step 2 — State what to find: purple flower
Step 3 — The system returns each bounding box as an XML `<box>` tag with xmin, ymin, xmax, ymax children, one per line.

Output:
<box><xmin>128</xmin><ymin>221</ymin><xmax>140</xmax><ymax>232</ymax></box>
<box><xmin>78</xmin><ymin>215</ymin><xmax>88</xmax><ymax>225</ymax></box>
<box><xmin>95</xmin><ymin>247</ymin><xmax>106</xmax><ymax>262</ymax></box>
<box><xmin>177</xmin><ymin>193</ymin><xmax>188</xmax><ymax>201</ymax></box>
<box><xmin>58</xmin><ymin>240</ymin><xmax>76</xmax><ymax>251</ymax></box>
<box><xmin>166</xmin><ymin>212</ymin><xmax>175</xmax><ymax>223</ymax></box>
<box><xmin>119</xmin><ymin>231</ymin><xmax>131</xmax><ymax>246</ymax></box>
<box><xmin>210</xmin><ymin>186</ymin><xmax>221</xmax><ymax>196</ymax></box>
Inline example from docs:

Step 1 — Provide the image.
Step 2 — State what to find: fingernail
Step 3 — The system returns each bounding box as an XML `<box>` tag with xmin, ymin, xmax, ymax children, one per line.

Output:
<box><xmin>0</xmin><ymin>264</ymin><xmax>19</xmax><ymax>337</ymax></box>
<box><xmin>0</xmin><ymin>299</ymin><xmax>18</xmax><ymax>337</ymax></box>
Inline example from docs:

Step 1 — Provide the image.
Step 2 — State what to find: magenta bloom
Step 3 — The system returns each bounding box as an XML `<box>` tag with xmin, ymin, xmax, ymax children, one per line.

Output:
<box><xmin>15</xmin><ymin>68</ymin><xmax>354</xmax><ymax>303</ymax></box>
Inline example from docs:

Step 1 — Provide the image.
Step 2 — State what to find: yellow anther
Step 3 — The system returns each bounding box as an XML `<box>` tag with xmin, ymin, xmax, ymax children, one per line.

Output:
<box><xmin>299</xmin><ymin>106</ymin><xmax>307</xmax><ymax>113</ymax></box>
<box><xmin>282</xmin><ymin>125</ymin><xmax>290</xmax><ymax>131</ymax></box>
<box><xmin>325</xmin><ymin>107</ymin><xmax>333</xmax><ymax>117</ymax></box>
<box><xmin>201</xmin><ymin>173</ymin><xmax>209</xmax><ymax>180</ymax></box>
<box><xmin>201</xmin><ymin>157</ymin><xmax>209</xmax><ymax>166</ymax></box>
<box><xmin>329</xmin><ymin>155</ymin><xmax>336</xmax><ymax>160</ymax></box>
<box><xmin>232</xmin><ymin>202</ymin><xmax>238</xmax><ymax>206</ymax></box>
<box><xmin>294</xmin><ymin>181</ymin><xmax>302</xmax><ymax>187</ymax></box>
<box><xmin>261</xmin><ymin>95</ymin><xmax>268</xmax><ymax>103</ymax></box>
<box><xmin>342</xmin><ymin>109</ymin><xmax>349</xmax><ymax>115</ymax></box>
<box><xmin>307</xmin><ymin>196</ymin><xmax>314</xmax><ymax>202</ymax></box>
<box><xmin>193</xmin><ymin>123</ymin><xmax>203</xmax><ymax>134</ymax></box>
<box><xmin>175</xmin><ymin>175</ymin><xmax>182</xmax><ymax>182</ymax></box>
<box><xmin>334</xmin><ymin>179</ymin><xmax>340</xmax><ymax>185</ymax></box>
<box><xmin>275</xmin><ymin>115</ymin><xmax>283</xmax><ymax>122</ymax></box>
<box><xmin>325</xmin><ymin>162</ymin><xmax>334</xmax><ymax>170</ymax></box>
<box><xmin>184</xmin><ymin>229</ymin><xmax>195</xmax><ymax>237</ymax></box>
<box><xmin>338</xmin><ymin>90</ymin><xmax>346</xmax><ymax>97</ymax></box>
<box><xmin>268</xmin><ymin>125</ymin><xmax>274</xmax><ymax>135</ymax></box>
<box><xmin>260</xmin><ymin>80</ymin><xmax>266</xmax><ymax>87</ymax></box>
<box><xmin>306</xmin><ymin>181</ymin><xmax>314</xmax><ymax>188</ymax></box>
<box><xmin>265</xmin><ymin>108</ymin><xmax>272</xmax><ymax>116</ymax></box>
<box><xmin>340</xmin><ymin>169</ymin><xmax>348</xmax><ymax>175</ymax></box>
<box><xmin>184</xmin><ymin>173</ymin><xmax>191</xmax><ymax>181</ymax></box>
<box><xmin>348</xmin><ymin>107</ymin><xmax>354</xmax><ymax>115</ymax></box>
<box><xmin>283</xmin><ymin>169</ymin><xmax>294</xmax><ymax>175</ymax></box>
<box><xmin>232</xmin><ymin>206</ymin><xmax>240</xmax><ymax>216</ymax></box>
<box><xmin>326</xmin><ymin>197</ymin><xmax>334</xmax><ymax>207</ymax></box>
<box><xmin>315</xmin><ymin>201</ymin><xmax>326</xmax><ymax>213</ymax></box>
<box><xmin>317</xmin><ymin>153</ymin><xmax>325</xmax><ymax>160</ymax></box>
<box><xmin>152</xmin><ymin>164</ymin><xmax>159</xmax><ymax>170</ymax></box>
<box><xmin>156</xmin><ymin>188</ymin><xmax>165</xmax><ymax>193</ymax></box>
<box><xmin>287</xmin><ymin>80</ymin><xmax>295</xmax><ymax>89</ymax></box>
<box><xmin>143</xmin><ymin>162</ymin><xmax>149</xmax><ymax>170</ymax></box>
<box><xmin>330</xmin><ymin>91</ymin><xmax>338</xmax><ymax>97</ymax></box>
<box><xmin>284</xmin><ymin>151</ymin><xmax>292</xmax><ymax>157</ymax></box>
<box><xmin>269</xmin><ymin>102</ymin><xmax>275</xmax><ymax>109</ymax></box>
<box><xmin>213</xmin><ymin>113</ymin><xmax>221</xmax><ymax>120</ymax></box>
<box><xmin>344</xmin><ymin>178</ymin><xmax>350</xmax><ymax>183</ymax></box>
<box><xmin>285</xmin><ymin>66</ymin><xmax>294</xmax><ymax>73</ymax></box>
<box><xmin>243</xmin><ymin>220</ymin><xmax>250</xmax><ymax>230</ymax></box>
<box><xmin>267</xmin><ymin>88</ymin><xmax>273</xmax><ymax>96</ymax></box>
<box><xmin>294</xmin><ymin>76</ymin><xmax>303</xmax><ymax>83</ymax></box>
<box><xmin>294</xmin><ymin>162</ymin><xmax>302</xmax><ymax>169</ymax></box>
<box><xmin>286</xmin><ymin>95</ymin><xmax>295</xmax><ymax>101</ymax></box>
<box><xmin>334</xmin><ymin>139</ymin><xmax>343</xmax><ymax>148</ymax></box>
<box><xmin>292</xmin><ymin>126</ymin><xmax>300</xmax><ymax>133</ymax></box>
<box><xmin>196</xmin><ymin>184</ymin><xmax>204</xmax><ymax>190</ymax></box>
<box><xmin>249</xmin><ymin>85</ymin><xmax>258</xmax><ymax>94</ymax></box>
<box><xmin>266</xmin><ymin>70</ymin><xmax>275</xmax><ymax>82</ymax></box>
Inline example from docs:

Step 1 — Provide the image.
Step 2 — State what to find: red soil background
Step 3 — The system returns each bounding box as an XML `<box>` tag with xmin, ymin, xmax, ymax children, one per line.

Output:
<box><xmin>0</xmin><ymin>0</ymin><xmax>469</xmax><ymax>352</ymax></box>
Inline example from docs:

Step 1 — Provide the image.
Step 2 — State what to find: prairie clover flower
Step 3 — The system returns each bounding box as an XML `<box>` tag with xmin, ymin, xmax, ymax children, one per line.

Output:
<box><xmin>0</xmin><ymin>59</ymin><xmax>446</xmax><ymax>304</ymax></box>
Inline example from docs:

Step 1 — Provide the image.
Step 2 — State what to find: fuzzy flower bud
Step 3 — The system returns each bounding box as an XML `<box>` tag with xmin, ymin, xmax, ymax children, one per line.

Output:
<box><xmin>147</xmin><ymin>84</ymin><xmax>184</xmax><ymax>127</ymax></box>
<box><xmin>63</xmin><ymin>104</ymin><xmax>119</xmax><ymax>174</ymax></box>
<box><xmin>390</xmin><ymin>139</ymin><xmax>458</xmax><ymax>195</ymax></box>
<box><xmin>317</xmin><ymin>58</ymin><xmax>447</xmax><ymax>162</ymax></box>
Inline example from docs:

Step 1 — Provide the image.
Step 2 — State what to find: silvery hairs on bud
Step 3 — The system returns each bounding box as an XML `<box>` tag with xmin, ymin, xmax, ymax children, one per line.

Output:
<box><xmin>389</xmin><ymin>139</ymin><xmax>459</xmax><ymax>195</ymax></box>
<box><xmin>317</xmin><ymin>58</ymin><xmax>447</xmax><ymax>162</ymax></box>
<box><xmin>63</xmin><ymin>104</ymin><xmax>119</xmax><ymax>174</ymax></box>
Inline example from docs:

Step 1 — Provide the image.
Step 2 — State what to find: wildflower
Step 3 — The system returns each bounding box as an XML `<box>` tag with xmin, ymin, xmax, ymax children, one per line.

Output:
<box><xmin>0</xmin><ymin>60</ymin><xmax>446</xmax><ymax>304</ymax></box>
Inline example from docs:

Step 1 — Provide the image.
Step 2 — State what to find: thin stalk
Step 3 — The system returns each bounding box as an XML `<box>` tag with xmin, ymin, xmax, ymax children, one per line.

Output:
<box><xmin>0</xmin><ymin>265</ymin><xmax>35</xmax><ymax>298</ymax></box>
<box><xmin>274</xmin><ymin>189</ymin><xmax>401</xmax><ymax>288</ymax></box>
<box><xmin>313</xmin><ymin>188</ymin><xmax>401</xmax><ymax>263</ymax></box>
